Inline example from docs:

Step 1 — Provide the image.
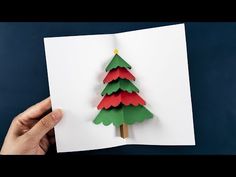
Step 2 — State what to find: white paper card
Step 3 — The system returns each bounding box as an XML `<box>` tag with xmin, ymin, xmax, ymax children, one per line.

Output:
<box><xmin>44</xmin><ymin>24</ymin><xmax>195</xmax><ymax>153</ymax></box>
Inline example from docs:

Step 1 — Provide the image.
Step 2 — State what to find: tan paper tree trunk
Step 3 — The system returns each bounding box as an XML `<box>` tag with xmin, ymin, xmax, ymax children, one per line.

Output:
<box><xmin>120</xmin><ymin>124</ymin><xmax>128</xmax><ymax>138</ymax></box>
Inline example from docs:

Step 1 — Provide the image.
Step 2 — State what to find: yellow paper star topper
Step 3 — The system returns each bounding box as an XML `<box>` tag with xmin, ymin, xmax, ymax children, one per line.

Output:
<box><xmin>113</xmin><ymin>48</ymin><xmax>119</xmax><ymax>55</ymax></box>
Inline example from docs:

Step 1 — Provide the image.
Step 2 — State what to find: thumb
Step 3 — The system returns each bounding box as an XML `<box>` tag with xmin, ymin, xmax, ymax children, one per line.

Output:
<box><xmin>27</xmin><ymin>109</ymin><xmax>63</xmax><ymax>141</ymax></box>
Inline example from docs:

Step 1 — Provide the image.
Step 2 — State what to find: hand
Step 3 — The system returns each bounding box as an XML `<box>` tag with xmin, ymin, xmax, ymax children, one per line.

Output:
<box><xmin>0</xmin><ymin>97</ymin><xmax>63</xmax><ymax>155</ymax></box>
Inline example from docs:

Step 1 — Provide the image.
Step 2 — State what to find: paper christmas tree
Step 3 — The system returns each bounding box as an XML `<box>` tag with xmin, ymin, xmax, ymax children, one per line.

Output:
<box><xmin>93</xmin><ymin>49</ymin><xmax>153</xmax><ymax>138</ymax></box>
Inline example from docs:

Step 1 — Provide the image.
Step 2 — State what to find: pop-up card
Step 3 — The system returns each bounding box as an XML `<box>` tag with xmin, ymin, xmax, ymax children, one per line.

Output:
<box><xmin>44</xmin><ymin>24</ymin><xmax>195</xmax><ymax>152</ymax></box>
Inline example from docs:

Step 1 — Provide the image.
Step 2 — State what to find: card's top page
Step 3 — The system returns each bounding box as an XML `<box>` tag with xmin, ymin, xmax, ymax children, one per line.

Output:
<box><xmin>44</xmin><ymin>23</ymin><xmax>195</xmax><ymax>153</ymax></box>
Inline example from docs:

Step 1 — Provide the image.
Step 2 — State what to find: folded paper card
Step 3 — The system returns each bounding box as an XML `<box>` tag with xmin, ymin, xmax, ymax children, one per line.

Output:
<box><xmin>44</xmin><ymin>23</ymin><xmax>195</xmax><ymax>152</ymax></box>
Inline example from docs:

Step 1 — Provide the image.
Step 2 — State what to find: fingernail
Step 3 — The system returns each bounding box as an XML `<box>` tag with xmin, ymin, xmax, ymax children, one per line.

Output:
<box><xmin>51</xmin><ymin>109</ymin><xmax>63</xmax><ymax>122</ymax></box>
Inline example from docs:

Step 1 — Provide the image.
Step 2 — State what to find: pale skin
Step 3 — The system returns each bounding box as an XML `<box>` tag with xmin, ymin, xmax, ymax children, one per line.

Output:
<box><xmin>0</xmin><ymin>97</ymin><xmax>63</xmax><ymax>155</ymax></box>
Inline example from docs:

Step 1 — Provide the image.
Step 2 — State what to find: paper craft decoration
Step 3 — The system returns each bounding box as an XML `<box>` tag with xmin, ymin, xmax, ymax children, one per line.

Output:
<box><xmin>94</xmin><ymin>49</ymin><xmax>153</xmax><ymax>138</ymax></box>
<box><xmin>44</xmin><ymin>24</ymin><xmax>196</xmax><ymax>153</ymax></box>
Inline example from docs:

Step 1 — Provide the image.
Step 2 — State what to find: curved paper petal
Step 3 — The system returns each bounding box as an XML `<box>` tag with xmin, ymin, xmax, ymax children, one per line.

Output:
<box><xmin>97</xmin><ymin>91</ymin><xmax>145</xmax><ymax>109</ymax></box>
<box><xmin>103</xmin><ymin>67</ymin><xmax>135</xmax><ymax>83</ymax></box>
<box><xmin>93</xmin><ymin>105</ymin><xmax>153</xmax><ymax>127</ymax></box>
<box><xmin>105</xmin><ymin>54</ymin><xmax>131</xmax><ymax>72</ymax></box>
<box><xmin>101</xmin><ymin>79</ymin><xmax>139</xmax><ymax>96</ymax></box>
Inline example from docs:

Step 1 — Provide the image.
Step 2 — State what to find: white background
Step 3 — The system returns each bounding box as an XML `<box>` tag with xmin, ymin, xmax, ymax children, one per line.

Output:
<box><xmin>44</xmin><ymin>24</ymin><xmax>195</xmax><ymax>152</ymax></box>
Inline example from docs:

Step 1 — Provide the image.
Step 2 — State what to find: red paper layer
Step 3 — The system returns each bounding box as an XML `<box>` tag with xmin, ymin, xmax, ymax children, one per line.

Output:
<box><xmin>97</xmin><ymin>91</ymin><xmax>146</xmax><ymax>109</ymax></box>
<box><xmin>103</xmin><ymin>67</ymin><xmax>135</xmax><ymax>83</ymax></box>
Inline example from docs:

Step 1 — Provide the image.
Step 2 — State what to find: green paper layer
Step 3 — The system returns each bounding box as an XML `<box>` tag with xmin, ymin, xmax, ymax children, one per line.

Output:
<box><xmin>105</xmin><ymin>54</ymin><xmax>131</xmax><ymax>72</ymax></box>
<box><xmin>101</xmin><ymin>79</ymin><xmax>139</xmax><ymax>96</ymax></box>
<box><xmin>93</xmin><ymin>105</ymin><xmax>153</xmax><ymax>127</ymax></box>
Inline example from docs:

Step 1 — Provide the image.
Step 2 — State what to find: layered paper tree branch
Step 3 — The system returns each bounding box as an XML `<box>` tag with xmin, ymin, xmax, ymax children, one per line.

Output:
<box><xmin>94</xmin><ymin>49</ymin><xmax>153</xmax><ymax>138</ymax></box>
